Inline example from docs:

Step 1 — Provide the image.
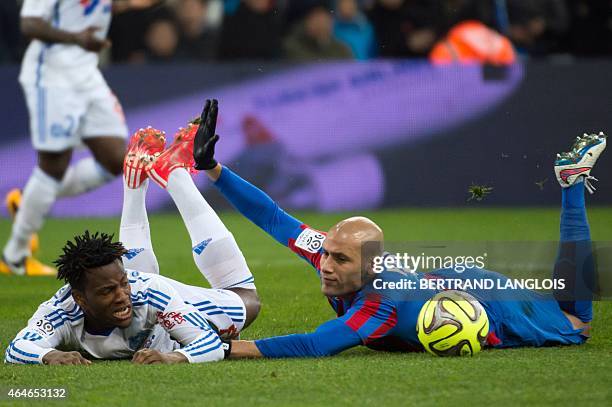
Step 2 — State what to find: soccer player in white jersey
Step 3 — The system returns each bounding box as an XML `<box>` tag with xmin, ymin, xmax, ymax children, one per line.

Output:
<box><xmin>5</xmin><ymin>106</ymin><xmax>260</xmax><ymax>364</ymax></box>
<box><xmin>0</xmin><ymin>0</ymin><xmax>159</xmax><ymax>276</ymax></box>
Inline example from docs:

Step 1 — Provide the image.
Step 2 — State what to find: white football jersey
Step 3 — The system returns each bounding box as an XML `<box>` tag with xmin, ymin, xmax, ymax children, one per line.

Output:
<box><xmin>5</xmin><ymin>271</ymin><xmax>229</xmax><ymax>364</ymax></box>
<box><xmin>19</xmin><ymin>0</ymin><xmax>113</xmax><ymax>86</ymax></box>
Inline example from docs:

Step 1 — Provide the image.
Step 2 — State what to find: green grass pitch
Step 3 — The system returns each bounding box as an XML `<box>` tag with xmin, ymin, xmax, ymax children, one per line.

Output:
<box><xmin>1</xmin><ymin>208</ymin><xmax>611</xmax><ymax>406</ymax></box>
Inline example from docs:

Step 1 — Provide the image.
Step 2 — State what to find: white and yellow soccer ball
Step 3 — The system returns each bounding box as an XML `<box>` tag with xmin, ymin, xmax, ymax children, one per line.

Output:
<box><xmin>416</xmin><ymin>290</ymin><xmax>489</xmax><ymax>356</ymax></box>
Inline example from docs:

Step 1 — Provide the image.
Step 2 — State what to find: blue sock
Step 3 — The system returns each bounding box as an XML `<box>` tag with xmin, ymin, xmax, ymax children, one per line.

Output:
<box><xmin>560</xmin><ymin>181</ymin><xmax>590</xmax><ymax>242</ymax></box>
<box><xmin>554</xmin><ymin>181</ymin><xmax>593</xmax><ymax>322</ymax></box>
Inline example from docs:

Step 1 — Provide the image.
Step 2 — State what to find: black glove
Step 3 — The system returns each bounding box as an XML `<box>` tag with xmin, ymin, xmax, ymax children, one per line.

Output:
<box><xmin>193</xmin><ymin>98</ymin><xmax>220</xmax><ymax>170</ymax></box>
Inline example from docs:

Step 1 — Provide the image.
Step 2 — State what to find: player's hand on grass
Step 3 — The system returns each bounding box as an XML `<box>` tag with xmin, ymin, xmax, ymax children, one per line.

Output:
<box><xmin>131</xmin><ymin>348</ymin><xmax>188</xmax><ymax>365</ymax></box>
<box><xmin>42</xmin><ymin>350</ymin><xmax>92</xmax><ymax>366</ymax></box>
<box><xmin>73</xmin><ymin>27</ymin><xmax>111</xmax><ymax>52</ymax></box>
<box><xmin>193</xmin><ymin>99</ymin><xmax>220</xmax><ymax>171</ymax></box>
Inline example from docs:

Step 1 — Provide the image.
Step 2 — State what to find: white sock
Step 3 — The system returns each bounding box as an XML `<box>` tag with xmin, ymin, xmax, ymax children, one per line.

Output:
<box><xmin>3</xmin><ymin>167</ymin><xmax>60</xmax><ymax>263</ymax></box>
<box><xmin>58</xmin><ymin>157</ymin><xmax>115</xmax><ymax>197</ymax></box>
<box><xmin>119</xmin><ymin>179</ymin><xmax>159</xmax><ymax>274</ymax></box>
<box><xmin>166</xmin><ymin>169</ymin><xmax>254</xmax><ymax>289</ymax></box>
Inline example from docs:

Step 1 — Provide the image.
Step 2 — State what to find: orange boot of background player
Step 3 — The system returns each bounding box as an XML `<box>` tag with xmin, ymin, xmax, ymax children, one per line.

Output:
<box><xmin>0</xmin><ymin>189</ymin><xmax>56</xmax><ymax>276</ymax></box>
<box><xmin>6</xmin><ymin>189</ymin><xmax>40</xmax><ymax>254</ymax></box>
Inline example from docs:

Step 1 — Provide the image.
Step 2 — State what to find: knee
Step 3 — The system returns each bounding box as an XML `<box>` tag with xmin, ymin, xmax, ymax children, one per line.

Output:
<box><xmin>231</xmin><ymin>288</ymin><xmax>261</xmax><ymax>329</ymax></box>
<box><xmin>244</xmin><ymin>289</ymin><xmax>262</xmax><ymax>322</ymax></box>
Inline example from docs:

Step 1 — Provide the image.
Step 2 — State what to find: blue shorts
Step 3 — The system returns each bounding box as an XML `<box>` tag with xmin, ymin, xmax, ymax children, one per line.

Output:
<box><xmin>489</xmin><ymin>293</ymin><xmax>586</xmax><ymax>348</ymax></box>
<box><xmin>431</xmin><ymin>268</ymin><xmax>587</xmax><ymax>348</ymax></box>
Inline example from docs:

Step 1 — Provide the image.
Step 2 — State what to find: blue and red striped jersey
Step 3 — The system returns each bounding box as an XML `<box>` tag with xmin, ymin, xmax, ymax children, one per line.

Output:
<box><xmin>214</xmin><ymin>166</ymin><xmax>586</xmax><ymax>358</ymax></box>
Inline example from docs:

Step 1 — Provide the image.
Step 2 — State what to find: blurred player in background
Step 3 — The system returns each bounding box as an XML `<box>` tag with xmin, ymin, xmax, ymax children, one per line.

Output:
<box><xmin>5</xmin><ymin>114</ymin><xmax>260</xmax><ymax>365</ymax></box>
<box><xmin>193</xmin><ymin>100</ymin><xmax>605</xmax><ymax>358</ymax></box>
<box><xmin>1</xmin><ymin>0</ymin><xmax>161</xmax><ymax>276</ymax></box>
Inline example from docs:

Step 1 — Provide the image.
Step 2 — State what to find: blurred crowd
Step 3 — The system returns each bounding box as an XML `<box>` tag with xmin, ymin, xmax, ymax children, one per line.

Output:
<box><xmin>1</xmin><ymin>0</ymin><xmax>612</xmax><ymax>65</ymax></box>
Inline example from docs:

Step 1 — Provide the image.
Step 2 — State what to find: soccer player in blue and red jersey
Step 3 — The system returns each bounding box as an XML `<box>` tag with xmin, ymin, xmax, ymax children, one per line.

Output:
<box><xmin>194</xmin><ymin>100</ymin><xmax>606</xmax><ymax>358</ymax></box>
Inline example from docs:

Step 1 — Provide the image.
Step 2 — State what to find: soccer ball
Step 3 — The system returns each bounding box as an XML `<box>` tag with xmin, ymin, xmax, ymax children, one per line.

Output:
<box><xmin>416</xmin><ymin>290</ymin><xmax>489</xmax><ymax>356</ymax></box>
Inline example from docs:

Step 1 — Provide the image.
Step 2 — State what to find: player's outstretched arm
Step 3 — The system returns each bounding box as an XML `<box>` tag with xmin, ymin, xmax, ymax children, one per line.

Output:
<box><xmin>5</xmin><ymin>337</ymin><xmax>89</xmax><ymax>365</ymax></box>
<box><xmin>225</xmin><ymin>293</ymin><xmax>399</xmax><ymax>359</ymax></box>
<box><xmin>194</xmin><ymin>100</ymin><xmax>306</xmax><ymax>247</ymax></box>
<box><xmin>225</xmin><ymin>319</ymin><xmax>363</xmax><ymax>359</ymax></box>
<box><xmin>5</xmin><ymin>305</ymin><xmax>87</xmax><ymax>365</ymax></box>
<box><xmin>212</xmin><ymin>166</ymin><xmax>306</xmax><ymax>245</ymax></box>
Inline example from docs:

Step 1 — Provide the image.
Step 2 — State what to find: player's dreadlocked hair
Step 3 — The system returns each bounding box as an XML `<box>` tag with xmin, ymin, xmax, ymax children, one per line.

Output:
<box><xmin>54</xmin><ymin>231</ymin><xmax>127</xmax><ymax>290</ymax></box>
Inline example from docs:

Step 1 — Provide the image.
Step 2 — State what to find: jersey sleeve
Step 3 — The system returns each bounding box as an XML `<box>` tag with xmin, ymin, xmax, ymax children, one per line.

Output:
<box><xmin>5</xmin><ymin>303</ymin><xmax>72</xmax><ymax>365</ymax></box>
<box><xmin>20</xmin><ymin>0</ymin><xmax>56</xmax><ymax>20</ymax></box>
<box><xmin>254</xmin><ymin>318</ymin><xmax>363</xmax><ymax>358</ymax></box>
<box><xmin>214</xmin><ymin>166</ymin><xmax>325</xmax><ymax>270</ymax></box>
<box><xmin>143</xmin><ymin>278</ymin><xmax>224</xmax><ymax>363</ymax></box>
<box><xmin>253</xmin><ymin>293</ymin><xmax>398</xmax><ymax>358</ymax></box>
<box><xmin>286</xmin><ymin>225</ymin><xmax>326</xmax><ymax>270</ymax></box>
<box><xmin>335</xmin><ymin>293</ymin><xmax>398</xmax><ymax>344</ymax></box>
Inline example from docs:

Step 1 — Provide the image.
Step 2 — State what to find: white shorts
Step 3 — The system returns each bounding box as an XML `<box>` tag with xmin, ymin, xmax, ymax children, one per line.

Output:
<box><xmin>158</xmin><ymin>275</ymin><xmax>248</xmax><ymax>340</ymax></box>
<box><xmin>21</xmin><ymin>70</ymin><xmax>128</xmax><ymax>152</ymax></box>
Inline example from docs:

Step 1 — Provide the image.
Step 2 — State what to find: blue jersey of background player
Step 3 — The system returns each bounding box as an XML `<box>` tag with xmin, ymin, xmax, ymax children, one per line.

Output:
<box><xmin>192</xmin><ymin>100</ymin><xmax>604</xmax><ymax>358</ymax></box>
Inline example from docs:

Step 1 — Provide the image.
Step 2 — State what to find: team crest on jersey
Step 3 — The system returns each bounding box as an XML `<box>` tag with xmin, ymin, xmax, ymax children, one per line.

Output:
<box><xmin>34</xmin><ymin>318</ymin><xmax>55</xmax><ymax>337</ymax></box>
<box><xmin>295</xmin><ymin>228</ymin><xmax>325</xmax><ymax>253</ymax></box>
<box><xmin>129</xmin><ymin>329</ymin><xmax>152</xmax><ymax>351</ymax></box>
<box><xmin>124</xmin><ymin>248</ymin><xmax>145</xmax><ymax>260</ymax></box>
<box><xmin>192</xmin><ymin>238</ymin><xmax>212</xmax><ymax>255</ymax></box>
<box><xmin>142</xmin><ymin>334</ymin><xmax>156</xmax><ymax>349</ymax></box>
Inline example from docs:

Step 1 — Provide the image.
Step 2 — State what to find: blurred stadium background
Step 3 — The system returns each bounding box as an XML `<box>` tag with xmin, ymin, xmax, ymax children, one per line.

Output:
<box><xmin>1</xmin><ymin>0</ymin><xmax>611</xmax><ymax>216</ymax></box>
<box><xmin>1</xmin><ymin>1</ymin><xmax>612</xmax><ymax>405</ymax></box>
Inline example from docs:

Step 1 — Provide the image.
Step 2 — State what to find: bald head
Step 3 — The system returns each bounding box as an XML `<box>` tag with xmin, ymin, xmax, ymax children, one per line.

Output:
<box><xmin>319</xmin><ymin>217</ymin><xmax>384</xmax><ymax>296</ymax></box>
<box><xmin>328</xmin><ymin>216</ymin><xmax>384</xmax><ymax>260</ymax></box>
<box><xmin>331</xmin><ymin>216</ymin><xmax>383</xmax><ymax>244</ymax></box>
<box><xmin>320</xmin><ymin>216</ymin><xmax>383</xmax><ymax>296</ymax></box>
